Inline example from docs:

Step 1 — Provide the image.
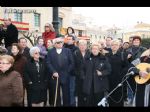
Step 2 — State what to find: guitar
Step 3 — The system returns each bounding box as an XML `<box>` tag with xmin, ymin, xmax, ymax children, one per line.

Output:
<box><xmin>134</xmin><ymin>63</ymin><xmax>150</xmax><ymax>84</ymax></box>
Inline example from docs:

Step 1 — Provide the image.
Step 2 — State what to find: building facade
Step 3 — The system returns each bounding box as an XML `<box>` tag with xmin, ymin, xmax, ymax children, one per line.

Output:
<box><xmin>122</xmin><ymin>22</ymin><xmax>150</xmax><ymax>42</ymax></box>
<box><xmin>0</xmin><ymin>7</ymin><xmax>72</xmax><ymax>47</ymax></box>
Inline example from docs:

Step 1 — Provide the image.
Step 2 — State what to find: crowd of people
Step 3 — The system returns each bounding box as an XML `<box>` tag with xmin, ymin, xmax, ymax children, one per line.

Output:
<box><xmin>0</xmin><ymin>18</ymin><xmax>150</xmax><ymax>107</ymax></box>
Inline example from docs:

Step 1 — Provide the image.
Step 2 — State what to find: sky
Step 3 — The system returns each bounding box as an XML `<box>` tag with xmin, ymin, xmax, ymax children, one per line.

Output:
<box><xmin>72</xmin><ymin>7</ymin><xmax>150</xmax><ymax>28</ymax></box>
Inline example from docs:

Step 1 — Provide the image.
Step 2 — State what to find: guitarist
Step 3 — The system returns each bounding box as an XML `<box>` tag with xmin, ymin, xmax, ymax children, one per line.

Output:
<box><xmin>126</xmin><ymin>36</ymin><xmax>147</xmax><ymax>104</ymax></box>
<box><xmin>131</xmin><ymin>53</ymin><xmax>150</xmax><ymax>107</ymax></box>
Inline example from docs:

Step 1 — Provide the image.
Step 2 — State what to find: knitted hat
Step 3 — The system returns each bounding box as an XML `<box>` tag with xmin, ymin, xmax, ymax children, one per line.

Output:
<box><xmin>132</xmin><ymin>36</ymin><xmax>142</xmax><ymax>43</ymax></box>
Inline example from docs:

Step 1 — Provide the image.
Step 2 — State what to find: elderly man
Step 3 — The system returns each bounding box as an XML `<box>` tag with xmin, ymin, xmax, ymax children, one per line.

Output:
<box><xmin>46</xmin><ymin>37</ymin><xmax>74</xmax><ymax>106</ymax></box>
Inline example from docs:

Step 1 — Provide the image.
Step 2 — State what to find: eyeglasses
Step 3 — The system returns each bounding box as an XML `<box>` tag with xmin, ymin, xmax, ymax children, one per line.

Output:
<box><xmin>0</xmin><ymin>62</ymin><xmax>10</xmax><ymax>65</ymax></box>
<box><xmin>34</xmin><ymin>52</ymin><xmax>40</xmax><ymax>54</ymax></box>
<box><xmin>55</xmin><ymin>41</ymin><xmax>63</xmax><ymax>44</ymax></box>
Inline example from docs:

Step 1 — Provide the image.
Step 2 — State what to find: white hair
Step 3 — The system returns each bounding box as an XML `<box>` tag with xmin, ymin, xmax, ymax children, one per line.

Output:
<box><xmin>29</xmin><ymin>46</ymin><xmax>40</xmax><ymax>57</ymax></box>
<box><xmin>91</xmin><ymin>42</ymin><xmax>101</xmax><ymax>49</ymax></box>
<box><xmin>111</xmin><ymin>39</ymin><xmax>120</xmax><ymax>46</ymax></box>
<box><xmin>78</xmin><ymin>39</ymin><xmax>87</xmax><ymax>45</ymax></box>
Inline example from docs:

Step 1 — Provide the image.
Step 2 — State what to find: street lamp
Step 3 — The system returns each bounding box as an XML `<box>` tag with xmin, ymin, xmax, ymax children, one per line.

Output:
<box><xmin>52</xmin><ymin>7</ymin><xmax>59</xmax><ymax>37</ymax></box>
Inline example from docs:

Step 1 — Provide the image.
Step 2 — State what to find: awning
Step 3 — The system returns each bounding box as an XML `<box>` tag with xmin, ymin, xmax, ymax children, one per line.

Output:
<box><xmin>78</xmin><ymin>36</ymin><xmax>90</xmax><ymax>40</ymax></box>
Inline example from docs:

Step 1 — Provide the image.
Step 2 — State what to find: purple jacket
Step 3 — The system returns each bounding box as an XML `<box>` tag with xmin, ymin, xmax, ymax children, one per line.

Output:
<box><xmin>36</xmin><ymin>45</ymin><xmax>47</xmax><ymax>59</ymax></box>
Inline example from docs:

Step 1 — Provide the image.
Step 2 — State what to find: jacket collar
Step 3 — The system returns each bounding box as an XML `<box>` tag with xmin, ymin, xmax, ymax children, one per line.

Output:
<box><xmin>30</xmin><ymin>57</ymin><xmax>42</xmax><ymax>63</ymax></box>
<box><xmin>0</xmin><ymin>67</ymin><xmax>14</xmax><ymax>76</ymax></box>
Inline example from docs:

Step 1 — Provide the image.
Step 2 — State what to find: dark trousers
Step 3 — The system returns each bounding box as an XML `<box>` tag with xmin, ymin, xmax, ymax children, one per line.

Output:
<box><xmin>50</xmin><ymin>77</ymin><xmax>70</xmax><ymax>106</ymax></box>
<box><xmin>135</xmin><ymin>84</ymin><xmax>150</xmax><ymax>106</ymax></box>
<box><xmin>76</xmin><ymin>78</ymin><xmax>86</xmax><ymax>106</ymax></box>
<box><xmin>26</xmin><ymin>88</ymin><xmax>32</xmax><ymax>107</ymax></box>
<box><xmin>48</xmin><ymin>81</ymin><xmax>54</xmax><ymax>106</ymax></box>
<box><xmin>69</xmin><ymin>75</ymin><xmax>76</xmax><ymax>106</ymax></box>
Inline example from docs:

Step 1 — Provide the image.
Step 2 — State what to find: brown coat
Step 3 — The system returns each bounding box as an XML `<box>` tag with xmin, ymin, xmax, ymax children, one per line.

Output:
<box><xmin>0</xmin><ymin>68</ymin><xmax>23</xmax><ymax>106</ymax></box>
<box><xmin>12</xmin><ymin>54</ymin><xmax>27</xmax><ymax>77</ymax></box>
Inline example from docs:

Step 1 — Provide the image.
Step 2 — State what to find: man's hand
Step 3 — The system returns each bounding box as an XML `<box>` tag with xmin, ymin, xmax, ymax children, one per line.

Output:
<box><xmin>96</xmin><ymin>70</ymin><xmax>102</xmax><ymax>76</ymax></box>
<box><xmin>52</xmin><ymin>72</ymin><xmax>59</xmax><ymax>79</ymax></box>
<box><xmin>139</xmin><ymin>71</ymin><xmax>148</xmax><ymax>79</ymax></box>
<box><xmin>127</xmin><ymin>54</ymin><xmax>132</xmax><ymax>59</ymax></box>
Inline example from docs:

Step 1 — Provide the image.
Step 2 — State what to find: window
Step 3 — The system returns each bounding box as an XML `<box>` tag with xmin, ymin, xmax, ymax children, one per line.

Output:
<box><xmin>34</xmin><ymin>13</ymin><xmax>40</xmax><ymax>27</ymax></box>
<box><xmin>78</xmin><ymin>30</ymin><xmax>82</xmax><ymax>37</ymax></box>
<box><xmin>142</xmin><ymin>34</ymin><xmax>145</xmax><ymax>38</ymax></box>
<box><xmin>14</xmin><ymin>12</ymin><xmax>22</xmax><ymax>22</ymax></box>
<box><xmin>58</xmin><ymin>17</ymin><xmax>63</xmax><ymax>28</ymax></box>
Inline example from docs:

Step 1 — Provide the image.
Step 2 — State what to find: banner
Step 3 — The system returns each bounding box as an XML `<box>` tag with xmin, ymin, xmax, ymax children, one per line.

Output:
<box><xmin>0</xmin><ymin>19</ymin><xmax>29</xmax><ymax>31</ymax></box>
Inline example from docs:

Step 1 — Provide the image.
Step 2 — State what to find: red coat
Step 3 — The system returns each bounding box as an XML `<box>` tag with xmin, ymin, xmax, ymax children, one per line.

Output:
<box><xmin>42</xmin><ymin>31</ymin><xmax>56</xmax><ymax>47</ymax></box>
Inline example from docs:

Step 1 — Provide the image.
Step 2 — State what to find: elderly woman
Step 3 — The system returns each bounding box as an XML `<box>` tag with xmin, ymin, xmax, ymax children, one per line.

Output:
<box><xmin>0</xmin><ymin>55</ymin><xmax>23</xmax><ymax>106</ymax></box>
<box><xmin>23</xmin><ymin>47</ymin><xmax>48</xmax><ymax>107</ymax></box>
<box><xmin>82</xmin><ymin>42</ymin><xmax>111</xmax><ymax>106</ymax></box>
<box><xmin>42</xmin><ymin>23</ymin><xmax>56</xmax><ymax>48</ymax></box>
<box><xmin>74</xmin><ymin>39</ymin><xmax>90</xmax><ymax>106</ymax></box>
<box><xmin>107</xmin><ymin>39</ymin><xmax>129</xmax><ymax>107</ymax></box>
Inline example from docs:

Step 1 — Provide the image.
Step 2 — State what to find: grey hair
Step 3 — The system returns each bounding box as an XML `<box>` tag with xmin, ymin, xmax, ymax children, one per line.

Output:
<box><xmin>29</xmin><ymin>46</ymin><xmax>40</xmax><ymax>57</ymax></box>
<box><xmin>78</xmin><ymin>39</ymin><xmax>87</xmax><ymax>45</ymax></box>
<box><xmin>111</xmin><ymin>39</ymin><xmax>120</xmax><ymax>46</ymax></box>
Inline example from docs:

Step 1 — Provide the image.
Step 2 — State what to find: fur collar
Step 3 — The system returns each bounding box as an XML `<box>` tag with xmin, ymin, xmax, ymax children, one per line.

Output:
<box><xmin>0</xmin><ymin>67</ymin><xmax>14</xmax><ymax>77</ymax></box>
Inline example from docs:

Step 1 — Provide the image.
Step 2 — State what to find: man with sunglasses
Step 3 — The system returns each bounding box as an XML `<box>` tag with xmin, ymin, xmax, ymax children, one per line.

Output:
<box><xmin>46</xmin><ymin>37</ymin><xmax>74</xmax><ymax>106</ymax></box>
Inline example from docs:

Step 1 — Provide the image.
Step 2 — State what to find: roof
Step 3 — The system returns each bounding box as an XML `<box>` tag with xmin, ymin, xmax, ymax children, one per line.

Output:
<box><xmin>134</xmin><ymin>22</ymin><xmax>150</xmax><ymax>28</ymax></box>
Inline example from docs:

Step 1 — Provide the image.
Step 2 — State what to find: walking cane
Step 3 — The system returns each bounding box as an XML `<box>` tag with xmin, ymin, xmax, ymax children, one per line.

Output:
<box><xmin>54</xmin><ymin>77</ymin><xmax>59</xmax><ymax>107</ymax></box>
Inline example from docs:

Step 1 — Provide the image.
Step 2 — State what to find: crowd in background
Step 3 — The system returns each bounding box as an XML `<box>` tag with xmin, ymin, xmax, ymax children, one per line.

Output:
<box><xmin>0</xmin><ymin>18</ymin><xmax>150</xmax><ymax>107</ymax></box>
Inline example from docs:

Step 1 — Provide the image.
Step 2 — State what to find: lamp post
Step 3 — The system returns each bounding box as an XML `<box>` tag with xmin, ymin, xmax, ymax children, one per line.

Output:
<box><xmin>52</xmin><ymin>7</ymin><xmax>59</xmax><ymax>37</ymax></box>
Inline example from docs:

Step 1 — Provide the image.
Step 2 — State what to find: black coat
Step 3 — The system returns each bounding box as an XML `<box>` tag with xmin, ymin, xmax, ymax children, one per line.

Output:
<box><xmin>74</xmin><ymin>49</ymin><xmax>90</xmax><ymax>80</ymax></box>
<box><xmin>4</xmin><ymin>23</ymin><xmax>18</xmax><ymax>48</ymax></box>
<box><xmin>82</xmin><ymin>53</ymin><xmax>111</xmax><ymax>95</ymax></box>
<box><xmin>74</xmin><ymin>49</ymin><xmax>91</xmax><ymax>96</ymax></box>
<box><xmin>127</xmin><ymin>45</ymin><xmax>147</xmax><ymax>62</ymax></box>
<box><xmin>107</xmin><ymin>50</ymin><xmax>129</xmax><ymax>106</ymax></box>
<box><xmin>23</xmin><ymin>58</ymin><xmax>48</xmax><ymax>103</ymax></box>
<box><xmin>107</xmin><ymin>50</ymin><xmax>129</xmax><ymax>90</ymax></box>
<box><xmin>64</xmin><ymin>44</ymin><xmax>79</xmax><ymax>76</ymax></box>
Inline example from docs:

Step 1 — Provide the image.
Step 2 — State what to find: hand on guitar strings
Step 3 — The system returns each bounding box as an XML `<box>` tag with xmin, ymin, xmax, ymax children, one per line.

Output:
<box><xmin>139</xmin><ymin>71</ymin><xmax>148</xmax><ymax>79</ymax></box>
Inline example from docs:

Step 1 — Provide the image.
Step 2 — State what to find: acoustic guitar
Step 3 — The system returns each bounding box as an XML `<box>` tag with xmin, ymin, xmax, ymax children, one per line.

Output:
<box><xmin>134</xmin><ymin>63</ymin><xmax>150</xmax><ymax>84</ymax></box>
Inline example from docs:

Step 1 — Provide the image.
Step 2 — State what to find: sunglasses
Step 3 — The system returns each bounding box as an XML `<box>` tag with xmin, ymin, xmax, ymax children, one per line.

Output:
<box><xmin>55</xmin><ymin>41</ymin><xmax>63</xmax><ymax>44</ymax></box>
<box><xmin>34</xmin><ymin>52</ymin><xmax>40</xmax><ymax>54</ymax></box>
